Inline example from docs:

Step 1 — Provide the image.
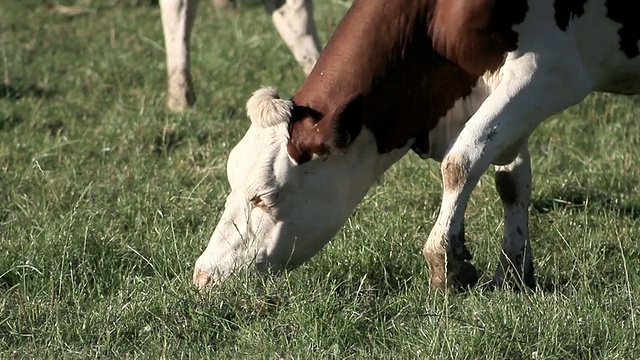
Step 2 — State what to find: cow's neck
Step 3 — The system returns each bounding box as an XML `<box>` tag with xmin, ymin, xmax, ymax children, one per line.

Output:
<box><xmin>292</xmin><ymin>0</ymin><xmax>480</xmax><ymax>155</ymax></box>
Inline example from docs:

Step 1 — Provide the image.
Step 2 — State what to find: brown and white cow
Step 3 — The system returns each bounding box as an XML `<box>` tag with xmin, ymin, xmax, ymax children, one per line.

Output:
<box><xmin>191</xmin><ymin>0</ymin><xmax>640</xmax><ymax>292</ymax></box>
<box><xmin>159</xmin><ymin>0</ymin><xmax>321</xmax><ymax>112</ymax></box>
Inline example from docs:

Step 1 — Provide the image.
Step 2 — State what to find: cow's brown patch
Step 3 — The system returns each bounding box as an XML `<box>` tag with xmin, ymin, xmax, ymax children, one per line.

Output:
<box><xmin>429</xmin><ymin>0</ymin><xmax>529</xmax><ymax>75</ymax></box>
<box><xmin>288</xmin><ymin>95</ymin><xmax>363</xmax><ymax>163</ymax></box>
<box><xmin>286</xmin><ymin>105</ymin><xmax>328</xmax><ymax>164</ymax></box>
<box><xmin>443</xmin><ymin>157</ymin><xmax>468</xmax><ymax>191</ymax></box>
<box><xmin>495</xmin><ymin>170</ymin><xmax>518</xmax><ymax>204</ymax></box>
<box><xmin>288</xmin><ymin>0</ymin><xmax>529</xmax><ymax>163</ymax></box>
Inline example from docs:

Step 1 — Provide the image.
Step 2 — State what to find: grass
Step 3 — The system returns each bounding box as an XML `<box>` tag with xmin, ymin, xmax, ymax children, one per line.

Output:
<box><xmin>1</xmin><ymin>0</ymin><xmax>639</xmax><ymax>358</ymax></box>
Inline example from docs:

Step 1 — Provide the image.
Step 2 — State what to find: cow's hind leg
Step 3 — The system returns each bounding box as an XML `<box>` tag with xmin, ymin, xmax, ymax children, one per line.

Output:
<box><xmin>264</xmin><ymin>0</ymin><xmax>321</xmax><ymax>75</ymax></box>
<box><xmin>160</xmin><ymin>0</ymin><xmax>198</xmax><ymax>112</ymax></box>
<box><xmin>423</xmin><ymin>52</ymin><xmax>591</xmax><ymax>292</ymax></box>
<box><xmin>492</xmin><ymin>145</ymin><xmax>535</xmax><ymax>290</ymax></box>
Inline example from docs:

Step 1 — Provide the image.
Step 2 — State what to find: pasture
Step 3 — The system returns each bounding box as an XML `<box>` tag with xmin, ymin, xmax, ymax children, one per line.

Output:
<box><xmin>1</xmin><ymin>0</ymin><xmax>639</xmax><ymax>357</ymax></box>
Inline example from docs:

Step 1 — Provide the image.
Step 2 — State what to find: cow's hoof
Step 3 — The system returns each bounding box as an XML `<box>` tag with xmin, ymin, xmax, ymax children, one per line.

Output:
<box><xmin>192</xmin><ymin>267</ymin><xmax>211</xmax><ymax>289</ymax></box>
<box><xmin>428</xmin><ymin>261</ymin><xmax>478</xmax><ymax>293</ymax></box>
<box><xmin>489</xmin><ymin>270</ymin><xmax>536</xmax><ymax>292</ymax></box>
<box><xmin>167</xmin><ymin>90</ymin><xmax>196</xmax><ymax>113</ymax></box>
<box><xmin>489</xmin><ymin>256</ymin><xmax>536</xmax><ymax>292</ymax></box>
<box><xmin>168</xmin><ymin>99</ymin><xmax>187</xmax><ymax>113</ymax></box>
<box><xmin>425</xmin><ymin>249</ymin><xmax>478</xmax><ymax>293</ymax></box>
<box><xmin>167</xmin><ymin>74</ymin><xmax>196</xmax><ymax>112</ymax></box>
<box><xmin>454</xmin><ymin>261</ymin><xmax>479</xmax><ymax>289</ymax></box>
<box><xmin>212</xmin><ymin>0</ymin><xmax>234</xmax><ymax>10</ymax></box>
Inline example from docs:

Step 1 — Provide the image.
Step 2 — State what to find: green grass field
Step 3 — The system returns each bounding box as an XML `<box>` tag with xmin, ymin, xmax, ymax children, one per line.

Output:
<box><xmin>1</xmin><ymin>0</ymin><xmax>639</xmax><ymax>358</ymax></box>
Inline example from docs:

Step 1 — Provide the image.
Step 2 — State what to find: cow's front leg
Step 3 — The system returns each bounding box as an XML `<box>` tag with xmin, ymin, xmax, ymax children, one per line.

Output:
<box><xmin>424</xmin><ymin>52</ymin><xmax>591</xmax><ymax>292</ymax></box>
<box><xmin>264</xmin><ymin>0</ymin><xmax>321</xmax><ymax>75</ymax></box>
<box><xmin>159</xmin><ymin>0</ymin><xmax>198</xmax><ymax>112</ymax></box>
<box><xmin>492</xmin><ymin>145</ymin><xmax>535</xmax><ymax>290</ymax></box>
<box><xmin>422</xmin><ymin>157</ymin><xmax>479</xmax><ymax>292</ymax></box>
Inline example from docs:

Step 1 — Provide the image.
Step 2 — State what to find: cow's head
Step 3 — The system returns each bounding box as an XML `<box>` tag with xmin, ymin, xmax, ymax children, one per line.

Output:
<box><xmin>192</xmin><ymin>87</ymin><xmax>409</xmax><ymax>287</ymax></box>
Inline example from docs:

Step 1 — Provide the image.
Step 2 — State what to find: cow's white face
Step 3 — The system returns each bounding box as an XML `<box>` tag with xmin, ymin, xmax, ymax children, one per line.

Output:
<box><xmin>192</xmin><ymin>88</ymin><xmax>409</xmax><ymax>287</ymax></box>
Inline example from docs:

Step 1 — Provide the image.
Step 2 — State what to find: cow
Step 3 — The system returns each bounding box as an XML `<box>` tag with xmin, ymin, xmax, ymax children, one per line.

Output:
<box><xmin>158</xmin><ymin>0</ymin><xmax>322</xmax><ymax>112</ymax></box>
<box><xmin>191</xmin><ymin>0</ymin><xmax>640</xmax><ymax>293</ymax></box>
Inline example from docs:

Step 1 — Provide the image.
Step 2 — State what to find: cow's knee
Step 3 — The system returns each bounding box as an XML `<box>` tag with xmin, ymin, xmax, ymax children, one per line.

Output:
<box><xmin>442</xmin><ymin>154</ymin><xmax>471</xmax><ymax>192</ymax></box>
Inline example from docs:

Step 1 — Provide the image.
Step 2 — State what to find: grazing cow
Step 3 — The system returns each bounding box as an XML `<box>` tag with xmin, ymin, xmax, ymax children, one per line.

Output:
<box><xmin>159</xmin><ymin>0</ymin><xmax>321</xmax><ymax>112</ymax></box>
<box><xmin>192</xmin><ymin>0</ymin><xmax>640</xmax><ymax>292</ymax></box>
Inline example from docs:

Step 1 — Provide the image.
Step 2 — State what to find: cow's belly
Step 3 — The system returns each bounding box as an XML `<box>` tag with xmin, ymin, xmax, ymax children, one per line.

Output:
<box><xmin>416</xmin><ymin>80</ymin><xmax>491</xmax><ymax>162</ymax></box>
<box><xmin>425</xmin><ymin>117</ymin><xmax>466</xmax><ymax>162</ymax></box>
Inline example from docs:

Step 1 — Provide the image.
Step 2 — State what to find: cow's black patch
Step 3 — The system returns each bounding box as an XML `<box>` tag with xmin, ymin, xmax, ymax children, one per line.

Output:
<box><xmin>606</xmin><ymin>0</ymin><xmax>640</xmax><ymax>58</ymax></box>
<box><xmin>553</xmin><ymin>0</ymin><xmax>587</xmax><ymax>32</ymax></box>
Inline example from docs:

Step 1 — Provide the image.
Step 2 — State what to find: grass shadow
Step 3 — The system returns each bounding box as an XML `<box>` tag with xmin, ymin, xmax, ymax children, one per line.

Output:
<box><xmin>532</xmin><ymin>189</ymin><xmax>639</xmax><ymax>219</ymax></box>
<box><xmin>152</xmin><ymin>128</ymin><xmax>187</xmax><ymax>156</ymax></box>
<box><xmin>0</xmin><ymin>113</ymin><xmax>25</xmax><ymax>132</ymax></box>
<box><xmin>535</xmin><ymin>273</ymin><xmax>574</xmax><ymax>294</ymax></box>
<box><xmin>330</xmin><ymin>260</ymin><xmax>418</xmax><ymax>299</ymax></box>
<box><xmin>0</xmin><ymin>83</ymin><xmax>54</xmax><ymax>101</ymax></box>
<box><xmin>530</xmin><ymin>189</ymin><xmax>639</xmax><ymax>293</ymax></box>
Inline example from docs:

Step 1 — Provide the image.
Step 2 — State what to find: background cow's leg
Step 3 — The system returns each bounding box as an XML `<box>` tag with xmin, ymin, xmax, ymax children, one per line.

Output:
<box><xmin>264</xmin><ymin>0</ymin><xmax>321</xmax><ymax>75</ymax></box>
<box><xmin>160</xmin><ymin>0</ymin><xmax>198</xmax><ymax>112</ymax></box>
<box><xmin>212</xmin><ymin>0</ymin><xmax>234</xmax><ymax>10</ymax></box>
<box><xmin>423</xmin><ymin>52</ymin><xmax>591</xmax><ymax>292</ymax></box>
<box><xmin>492</xmin><ymin>145</ymin><xmax>535</xmax><ymax>290</ymax></box>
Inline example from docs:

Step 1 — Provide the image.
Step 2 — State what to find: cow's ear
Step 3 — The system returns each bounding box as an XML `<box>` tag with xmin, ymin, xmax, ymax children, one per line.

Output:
<box><xmin>287</xmin><ymin>95</ymin><xmax>364</xmax><ymax>164</ymax></box>
<box><xmin>287</xmin><ymin>105</ymin><xmax>328</xmax><ymax>163</ymax></box>
<box><xmin>331</xmin><ymin>94</ymin><xmax>364</xmax><ymax>149</ymax></box>
<box><xmin>246</xmin><ymin>87</ymin><xmax>293</xmax><ymax>128</ymax></box>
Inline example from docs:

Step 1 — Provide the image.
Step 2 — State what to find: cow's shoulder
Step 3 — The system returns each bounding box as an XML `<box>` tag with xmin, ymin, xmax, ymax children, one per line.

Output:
<box><xmin>428</xmin><ymin>0</ymin><xmax>528</xmax><ymax>75</ymax></box>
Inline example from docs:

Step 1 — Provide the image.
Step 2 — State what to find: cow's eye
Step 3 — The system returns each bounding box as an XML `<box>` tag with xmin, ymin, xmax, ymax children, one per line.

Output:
<box><xmin>249</xmin><ymin>193</ymin><xmax>277</xmax><ymax>210</ymax></box>
<box><xmin>248</xmin><ymin>189</ymin><xmax>279</xmax><ymax>210</ymax></box>
<box><xmin>249</xmin><ymin>194</ymin><xmax>264</xmax><ymax>208</ymax></box>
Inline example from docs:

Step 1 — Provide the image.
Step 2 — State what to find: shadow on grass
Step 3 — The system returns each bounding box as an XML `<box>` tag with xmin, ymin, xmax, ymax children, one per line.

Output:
<box><xmin>529</xmin><ymin>189</ymin><xmax>640</xmax><ymax>293</ymax></box>
<box><xmin>0</xmin><ymin>83</ymin><xmax>55</xmax><ymax>101</ymax></box>
<box><xmin>0</xmin><ymin>113</ymin><xmax>24</xmax><ymax>132</ymax></box>
<box><xmin>0</xmin><ymin>268</ymin><xmax>20</xmax><ymax>291</ymax></box>
<box><xmin>0</xmin><ymin>237</ymin><xmax>158</xmax><ymax>295</ymax></box>
<box><xmin>532</xmin><ymin>189</ymin><xmax>639</xmax><ymax>219</ymax></box>
<box><xmin>330</xmin><ymin>260</ymin><xmax>418</xmax><ymax>299</ymax></box>
<box><xmin>535</xmin><ymin>274</ymin><xmax>575</xmax><ymax>294</ymax></box>
<box><xmin>153</xmin><ymin>129</ymin><xmax>186</xmax><ymax>156</ymax></box>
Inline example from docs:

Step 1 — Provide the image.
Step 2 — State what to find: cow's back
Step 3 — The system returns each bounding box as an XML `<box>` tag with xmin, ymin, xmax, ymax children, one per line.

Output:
<box><xmin>515</xmin><ymin>0</ymin><xmax>640</xmax><ymax>94</ymax></box>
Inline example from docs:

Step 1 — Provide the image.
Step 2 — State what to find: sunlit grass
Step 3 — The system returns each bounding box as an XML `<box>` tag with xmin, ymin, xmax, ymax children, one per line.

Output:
<box><xmin>1</xmin><ymin>0</ymin><xmax>638</xmax><ymax>358</ymax></box>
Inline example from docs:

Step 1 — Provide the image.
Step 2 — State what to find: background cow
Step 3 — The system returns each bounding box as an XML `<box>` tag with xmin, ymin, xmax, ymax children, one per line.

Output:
<box><xmin>159</xmin><ymin>0</ymin><xmax>322</xmax><ymax>112</ymax></box>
